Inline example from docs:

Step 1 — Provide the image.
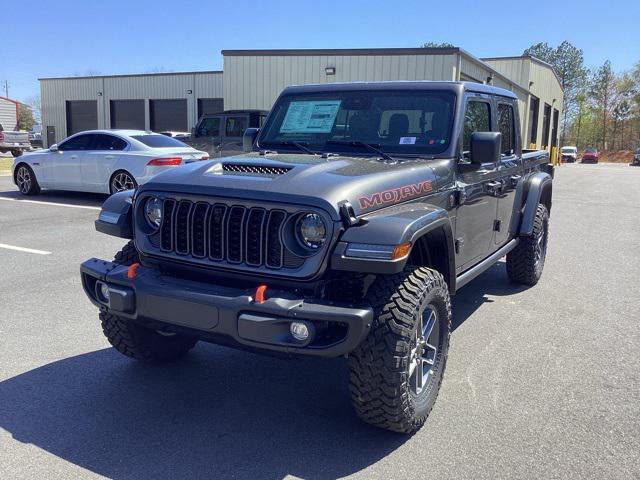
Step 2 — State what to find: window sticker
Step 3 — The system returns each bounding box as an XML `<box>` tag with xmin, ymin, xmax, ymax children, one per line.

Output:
<box><xmin>399</xmin><ymin>137</ymin><xmax>416</xmax><ymax>145</ymax></box>
<box><xmin>280</xmin><ymin>100</ymin><xmax>341</xmax><ymax>133</ymax></box>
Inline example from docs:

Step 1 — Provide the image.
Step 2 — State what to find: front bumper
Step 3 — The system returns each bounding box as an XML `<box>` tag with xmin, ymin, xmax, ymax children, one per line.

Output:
<box><xmin>80</xmin><ymin>258</ymin><xmax>373</xmax><ymax>357</ymax></box>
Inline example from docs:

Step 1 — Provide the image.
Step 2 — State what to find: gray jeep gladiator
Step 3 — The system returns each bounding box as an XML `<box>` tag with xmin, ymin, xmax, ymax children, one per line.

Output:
<box><xmin>81</xmin><ymin>81</ymin><xmax>553</xmax><ymax>434</ymax></box>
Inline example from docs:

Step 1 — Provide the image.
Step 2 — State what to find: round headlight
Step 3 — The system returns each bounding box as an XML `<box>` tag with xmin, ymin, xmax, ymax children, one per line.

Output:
<box><xmin>145</xmin><ymin>197</ymin><xmax>163</xmax><ymax>229</ymax></box>
<box><xmin>296</xmin><ymin>213</ymin><xmax>326</xmax><ymax>250</ymax></box>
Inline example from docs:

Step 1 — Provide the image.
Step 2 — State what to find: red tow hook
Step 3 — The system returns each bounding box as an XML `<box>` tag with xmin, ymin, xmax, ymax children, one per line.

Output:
<box><xmin>127</xmin><ymin>262</ymin><xmax>140</xmax><ymax>279</ymax></box>
<box><xmin>255</xmin><ymin>284</ymin><xmax>267</xmax><ymax>304</ymax></box>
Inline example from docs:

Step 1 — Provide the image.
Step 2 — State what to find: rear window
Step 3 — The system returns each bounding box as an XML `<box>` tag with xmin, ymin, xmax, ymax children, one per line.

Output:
<box><xmin>131</xmin><ymin>135</ymin><xmax>187</xmax><ymax>148</ymax></box>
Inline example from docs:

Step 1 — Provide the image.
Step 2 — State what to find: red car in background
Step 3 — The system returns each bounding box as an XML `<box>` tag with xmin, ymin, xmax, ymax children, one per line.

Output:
<box><xmin>581</xmin><ymin>148</ymin><xmax>599</xmax><ymax>164</ymax></box>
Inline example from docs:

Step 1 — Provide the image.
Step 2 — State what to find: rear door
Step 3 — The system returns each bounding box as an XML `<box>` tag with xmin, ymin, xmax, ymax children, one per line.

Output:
<box><xmin>82</xmin><ymin>134</ymin><xmax>129</xmax><ymax>192</ymax></box>
<box><xmin>50</xmin><ymin>133</ymin><xmax>94</xmax><ymax>189</ymax></box>
<box><xmin>454</xmin><ymin>95</ymin><xmax>501</xmax><ymax>273</ymax></box>
<box><xmin>494</xmin><ymin>100</ymin><xmax>522</xmax><ymax>246</ymax></box>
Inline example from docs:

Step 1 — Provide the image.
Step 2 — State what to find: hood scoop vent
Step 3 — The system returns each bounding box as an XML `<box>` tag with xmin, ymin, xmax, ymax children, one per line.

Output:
<box><xmin>221</xmin><ymin>163</ymin><xmax>292</xmax><ymax>176</ymax></box>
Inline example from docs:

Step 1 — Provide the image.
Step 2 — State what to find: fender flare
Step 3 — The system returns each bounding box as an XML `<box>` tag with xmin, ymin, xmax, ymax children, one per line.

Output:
<box><xmin>516</xmin><ymin>172</ymin><xmax>552</xmax><ymax>237</ymax></box>
<box><xmin>331</xmin><ymin>204</ymin><xmax>456</xmax><ymax>291</ymax></box>
<box><xmin>95</xmin><ymin>190</ymin><xmax>134</xmax><ymax>238</ymax></box>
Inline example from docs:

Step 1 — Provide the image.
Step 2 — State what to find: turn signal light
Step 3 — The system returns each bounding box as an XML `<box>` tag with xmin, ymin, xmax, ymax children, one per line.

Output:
<box><xmin>200</xmin><ymin>155</ymin><xmax>209</xmax><ymax>161</ymax></box>
<box><xmin>392</xmin><ymin>242</ymin><xmax>411</xmax><ymax>260</ymax></box>
<box><xmin>147</xmin><ymin>157</ymin><xmax>182</xmax><ymax>166</ymax></box>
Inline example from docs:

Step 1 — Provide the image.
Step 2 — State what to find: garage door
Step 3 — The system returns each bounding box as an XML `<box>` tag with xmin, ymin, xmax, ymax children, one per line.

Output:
<box><xmin>149</xmin><ymin>99</ymin><xmax>187</xmax><ymax>132</ymax></box>
<box><xmin>110</xmin><ymin>100</ymin><xmax>145</xmax><ymax>129</ymax></box>
<box><xmin>66</xmin><ymin>100</ymin><xmax>97</xmax><ymax>135</ymax></box>
<box><xmin>197</xmin><ymin>98</ymin><xmax>224</xmax><ymax>118</ymax></box>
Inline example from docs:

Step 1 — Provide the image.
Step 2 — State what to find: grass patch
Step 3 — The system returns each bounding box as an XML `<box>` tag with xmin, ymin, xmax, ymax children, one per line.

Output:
<box><xmin>0</xmin><ymin>158</ymin><xmax>13</xmax><ymax>171</ymax></box>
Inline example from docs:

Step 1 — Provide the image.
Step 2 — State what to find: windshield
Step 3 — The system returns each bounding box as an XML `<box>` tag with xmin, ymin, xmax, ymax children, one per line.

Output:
<box><xmin>585</xmin><ymin>148</ymin><xmax>597</xmax><ymax>153</ymax></box>
<box><xmin>561</xmin><ymin>147</ymin><xmax>576</xmax><ymax>153</ymax></box>
<box><xmin>258</xmin><ymin>90</ymin><xmax>456</xmax><ymax>156</ymax></box>
<box><xmin>132</xmin><ymin>135</ymin><xmax>188</xmax><ymax>148</ymax></box>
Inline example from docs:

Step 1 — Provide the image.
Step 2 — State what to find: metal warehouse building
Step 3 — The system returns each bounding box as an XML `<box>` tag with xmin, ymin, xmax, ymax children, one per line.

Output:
<box><xmin>40</xmin><ymin>47</ymin><xmax>562</xmax><ymax>151</ymax></box>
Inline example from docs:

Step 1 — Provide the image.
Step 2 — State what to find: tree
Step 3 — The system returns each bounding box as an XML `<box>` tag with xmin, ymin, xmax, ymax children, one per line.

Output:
<box><xmin>24</xmin><ymin>94</ymin><xmax>41</xmax><ymax>124</ymax></box>
<box><xmin>524</xmin><ymin>41</ymin><xmax>588</xmax><ymax>145</ymax></box>
<box><xmin>421</xmin><ymin>42</ymin><xmax>455</xmax><ymax>48</ymax></box>
<box><xmin>17</xmin><ymin>103</ymin><xmax>35</xmax><ymax>131</ymax></box>
<box><xmin>589</xmin><ymin>60</ymin><xmax>615</xmax><ymax>150</ymax></box>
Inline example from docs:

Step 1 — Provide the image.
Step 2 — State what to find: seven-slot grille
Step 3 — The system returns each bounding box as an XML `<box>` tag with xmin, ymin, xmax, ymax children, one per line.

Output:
<box><xmin>158</xmin><ymin>198</ymin><xmax>288</xmax><ymax>269</ymax></box>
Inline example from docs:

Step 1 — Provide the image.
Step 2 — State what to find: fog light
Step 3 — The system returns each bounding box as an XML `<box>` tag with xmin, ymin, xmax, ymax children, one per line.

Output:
<box><xmin>290</xmin><ymin>321</ymin><xmax>310</xmax><ymax>341</ymax></box>
<box><xmin>97</xmin><ymin>282</ymin><xmax>110</xmax><ymax>302</ymax></box>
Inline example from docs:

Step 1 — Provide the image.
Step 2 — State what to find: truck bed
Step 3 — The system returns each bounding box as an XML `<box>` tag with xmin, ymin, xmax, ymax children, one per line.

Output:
<box><xmin>523</xmin><ymin>149</ymin><xmax>552</xmax><ymax>176</ymax></box>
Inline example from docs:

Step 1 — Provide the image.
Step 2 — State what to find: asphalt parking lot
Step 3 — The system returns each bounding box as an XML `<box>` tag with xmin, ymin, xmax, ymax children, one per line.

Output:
<box><xmin>0</xmin><ymin>164</ymin><xmax>638</xmax><ymax>479</ymax></box>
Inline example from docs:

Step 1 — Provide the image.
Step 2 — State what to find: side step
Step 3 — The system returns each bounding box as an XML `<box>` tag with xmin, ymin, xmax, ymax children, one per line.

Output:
<box><xmin>455</xmin><ymin>238</ymin><xmax>519</xmax><ymax>290</ymax></box>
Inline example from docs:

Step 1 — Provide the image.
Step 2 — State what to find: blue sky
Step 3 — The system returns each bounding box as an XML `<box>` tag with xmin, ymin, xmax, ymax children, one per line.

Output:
<box><xmin>2</xmin><ymin>0</ymin><xmax>638</xmax><ymax>102</ymax></box>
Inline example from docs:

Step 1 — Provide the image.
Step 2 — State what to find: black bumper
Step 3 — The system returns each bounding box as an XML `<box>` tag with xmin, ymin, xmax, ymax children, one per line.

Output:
<box><xmin>80</xmin><ymin>258</ymin><xmax>373</xmax><ymax>357</ymax></box>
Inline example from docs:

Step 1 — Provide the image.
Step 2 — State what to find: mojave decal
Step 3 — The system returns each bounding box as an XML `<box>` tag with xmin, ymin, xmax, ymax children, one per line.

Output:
<box><xmin>358</xmin><ymin>180</ymin><xmax>433</xmax><ymax>210</ymax></box>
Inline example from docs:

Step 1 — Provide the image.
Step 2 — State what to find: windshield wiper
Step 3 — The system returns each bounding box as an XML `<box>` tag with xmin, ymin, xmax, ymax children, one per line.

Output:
<box><xmin>266</xmin><ymin>141</ymin><xmax>318</xmax><ymax>155</ymax></box>
<box><xmin>325</xmin><ymin>140</ymin><xmax>394</xmax><ymax>161</ymax></box>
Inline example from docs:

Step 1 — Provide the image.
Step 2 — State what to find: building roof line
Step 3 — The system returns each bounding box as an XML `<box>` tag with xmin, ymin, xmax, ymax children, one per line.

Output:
<box><xmin>38</xmin><ymin>70</ymin><xmax>223</xmax><ymax>81</ymax></box>
<box><xmin>222</xmin><ymin>47</ymin><xmax>461</xmax><ymax>56</ymax></box>
<box><xmin>481</xmin><ymin>55</ymin><xmax>563</xmax><ymax>91</ymax></box>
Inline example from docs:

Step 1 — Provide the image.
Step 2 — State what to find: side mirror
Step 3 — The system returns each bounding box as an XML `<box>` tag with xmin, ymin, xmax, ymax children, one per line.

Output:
<box><xmin>49</xmin><ymin>144</ymin><xmax>58</xmax><ymax>152</ymax></box>
<box><xmin>243</xmin><ymin>128</ymin><xmax>259</xmax><ymax>153</ymax></box>
<box><xmin>470</xmin><ymin>132</ymin><xmax>501</xmax><ymax>165</ymax></box>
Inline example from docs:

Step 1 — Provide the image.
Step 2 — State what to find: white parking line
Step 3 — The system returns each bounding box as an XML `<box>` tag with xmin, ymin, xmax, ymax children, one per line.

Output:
<box><xmin>0</xmin><ymin>243</ymin><xmax>52</xmax><ymax>255</ymax></box>
<box><xmin>0</xmin><ymin>196</ymin><xmax>101</xmax><ymax>210</ymax></box>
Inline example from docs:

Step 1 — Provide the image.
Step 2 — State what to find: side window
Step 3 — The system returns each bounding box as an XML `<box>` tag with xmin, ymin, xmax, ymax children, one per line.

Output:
<box><xmin>225</xmin><ymin>116</ymin><xmax>248</xmax><ymax>137</ymax></box>
<box><xmin>462</xmin><ymin>100</ymin><xmax>491</xmax><ymax>156</ymax></box>
<box><xmin>92</xmin><ymin>134</ymin><xmax>128</xmax><ymax>151</ymax></box>
<box><xmin>58</xmin><ymin>134</ymin><xmax>93</xmax><ymax>151</ymax></box>
<box><xmin>498</xmin><ymin>104</ymin><xmax>515</xmax><ymax>155</ymax></box>
<box><xmin>197</xmin><ymin>117</ymin><xmax>220</xmax><ymax>137</ymax></box>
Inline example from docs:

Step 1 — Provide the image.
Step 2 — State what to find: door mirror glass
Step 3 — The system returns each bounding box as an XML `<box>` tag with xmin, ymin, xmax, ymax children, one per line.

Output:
<box><xmin>470</xmin><ymin>132</ymin><xmax>501</xmax><ymax>165</ymax></box>
<box><xmin>243</xmin><ymin>128</ymin><xmax>259</xmax><ymax>152</ymax></box>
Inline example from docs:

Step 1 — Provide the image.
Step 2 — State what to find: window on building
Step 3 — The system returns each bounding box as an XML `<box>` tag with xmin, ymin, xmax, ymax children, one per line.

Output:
<box><xmin>66</xmin><ymin>100</ymin><xmax>98</xmax><ymax>135</ymax></box>
<box><xmin>498</xmin><ymin>103</ymin><xmax>516</xmax><ymax>155</ymax></box>
<box><xmin>197</xmin><ymin>98</ymin><xmax>224</xmax><ymax>118</ymax></box>
<box><xmin>462</xmin><ymin>100</ymin><xmax>491</xmax><ymax>156</ymax></box>
<box><xmin>92</xmin><ymin>134</ymin><xmax>128</xmax><ymax>151</ymax></box>
<box><xmin>528</xmin><ymin>96</ymin><xmax>539</xmax><ymax>146</ymax></box>
<box><xmin>225</xmin><ymin>115</ymin><xmax>248</xmax><ymax>137</ymax></box>
<box><xmin>149</xmin><ymin>99</ymin><xmax>188</xmax><ymax>132</ymax></box>
<box><xmin>110</xmin><ymin>100</ymin><xmax>145</xmax><ymax>130</ymax></box>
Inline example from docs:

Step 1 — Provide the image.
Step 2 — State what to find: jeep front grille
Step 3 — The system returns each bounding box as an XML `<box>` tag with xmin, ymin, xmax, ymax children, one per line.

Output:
<box><xmin>158</xmin><ymin>198</ymin><xmax>289</xmax><ymax>269</ymax></box>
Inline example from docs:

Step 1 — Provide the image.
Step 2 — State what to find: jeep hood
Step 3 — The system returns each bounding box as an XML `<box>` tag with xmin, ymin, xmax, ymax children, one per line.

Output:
<box><xmin>139</xmin><ymin>153</ymin><xmax>451</xmax><ymax>220</ymax></box>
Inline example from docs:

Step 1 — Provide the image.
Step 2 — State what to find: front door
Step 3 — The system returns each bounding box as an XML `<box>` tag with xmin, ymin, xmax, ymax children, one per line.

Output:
<box><xmin>191</xmin><ymin>116</ymin><xmax>222</xmax><ymax>156</ymax></box>
<box><xmin>219</xmin><ymin>114</ymin><xmax>249</xmax><ymax>157</ymax></box>
<box><xmin>494</xmin><ymin>101</ymin><xmax>523</xmax><ymax>246</ymax></box>
<box><xmin>454</xmin><ymin>96</ymin><xmax>501</xmax><ymax>273</ymax></box>
<box><xmin>48</xmin><ymin>133</ymin><xmax>93</xmax><ymax>189</ymax></box>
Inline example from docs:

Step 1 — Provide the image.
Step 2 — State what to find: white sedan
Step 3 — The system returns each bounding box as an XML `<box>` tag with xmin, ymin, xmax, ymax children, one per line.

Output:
<box><xmin>12</xmin><ymin>129</ymin><xmax>209</xmax><ymax>195</ymax></box>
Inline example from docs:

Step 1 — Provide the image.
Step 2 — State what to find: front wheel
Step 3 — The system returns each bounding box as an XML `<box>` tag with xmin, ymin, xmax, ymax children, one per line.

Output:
<box><xmin>506</xmin><ymin>204</ymin><xmax>549</xmax><ymax>285</ymax></box>
<box><xmin>349</xmin><ymin>266</ymin><xmax>451</xmax><ymax>434</ymax></box>
<box><xmin>100</xmin><ymin>241</ymin><xmax>198</xmax><ymax>362</ymax></box>
<box><xmin>110</xmin><ymin>170</ymin><xmax>137</xmax><ymax>194</ymax></box>
<box><xmin>15</xmin><ymin>164</ymin><xmax>41</xmax><ymax>195</ymax></box>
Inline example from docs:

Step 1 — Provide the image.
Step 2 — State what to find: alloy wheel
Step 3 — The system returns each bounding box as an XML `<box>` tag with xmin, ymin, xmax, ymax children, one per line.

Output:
<box><xmin>409</xmin><ymin>306</ymin><xmax>439</xmax><ymax>395</ymax></box>
<box><xmin>16</xmin><ymin>166</ymin><xmax>31</xmax><ymax>194</ymax></box>
<box><xmin>111</xmin><ymin>172</ymin><xmax>135</xmax><ymax>193</ymax></box>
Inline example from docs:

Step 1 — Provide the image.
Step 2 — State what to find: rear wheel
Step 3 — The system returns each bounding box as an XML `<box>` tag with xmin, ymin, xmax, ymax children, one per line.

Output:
<box><xmin>15</xmin><ymin>164</ymin><xmax>41</xmax><ymax>195</ymax></box>
<box><xmin>100</xmin><ymin>241</ymin><xmax>197</xmax><ymax>363</ymax></box>
<box><xmin>110</xmin><ymin>170</ymin><xmax>137</xmax><ymax>194</ymax></box>
<box><xmin>506</xmin><ymin>204</ymin><xmax>549</xmax><ymax>286</ymax></box>
<box><xmin>349</xmin><ymin>266</ymin><xmax>451</xmax><ymax>434</ymax></box>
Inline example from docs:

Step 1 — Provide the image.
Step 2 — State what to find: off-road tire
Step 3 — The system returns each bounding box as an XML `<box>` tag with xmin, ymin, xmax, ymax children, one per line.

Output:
<box><xmin>14</xmin><ymin>163</ymin><xmax>41</xmax><ymax>195</ymax></box>
<box><xmin>506</xmin><ymin>203</ymin><xmax>549</xmax><ymax>286</ymax></box>
<box><xmin>348</xmin><ymin>266</ymin><xmax>451</xmax><ymax>434</ymax></box>
<box><xmin>100</xmin><ymin>241</ymin><xmax>197</xmax><ymax>363</ymax></box>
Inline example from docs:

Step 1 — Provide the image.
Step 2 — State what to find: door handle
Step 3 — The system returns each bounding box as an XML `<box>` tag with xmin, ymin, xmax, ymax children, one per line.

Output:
<box><xmin>486</xmin><ymin>181</ymin><xmax>502</xmax><ymax>195</ymax></box>
<box><xmin>510</xmin><ymin>175</ymin><xmax>522</xmax><ymax>187</ymax></box>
